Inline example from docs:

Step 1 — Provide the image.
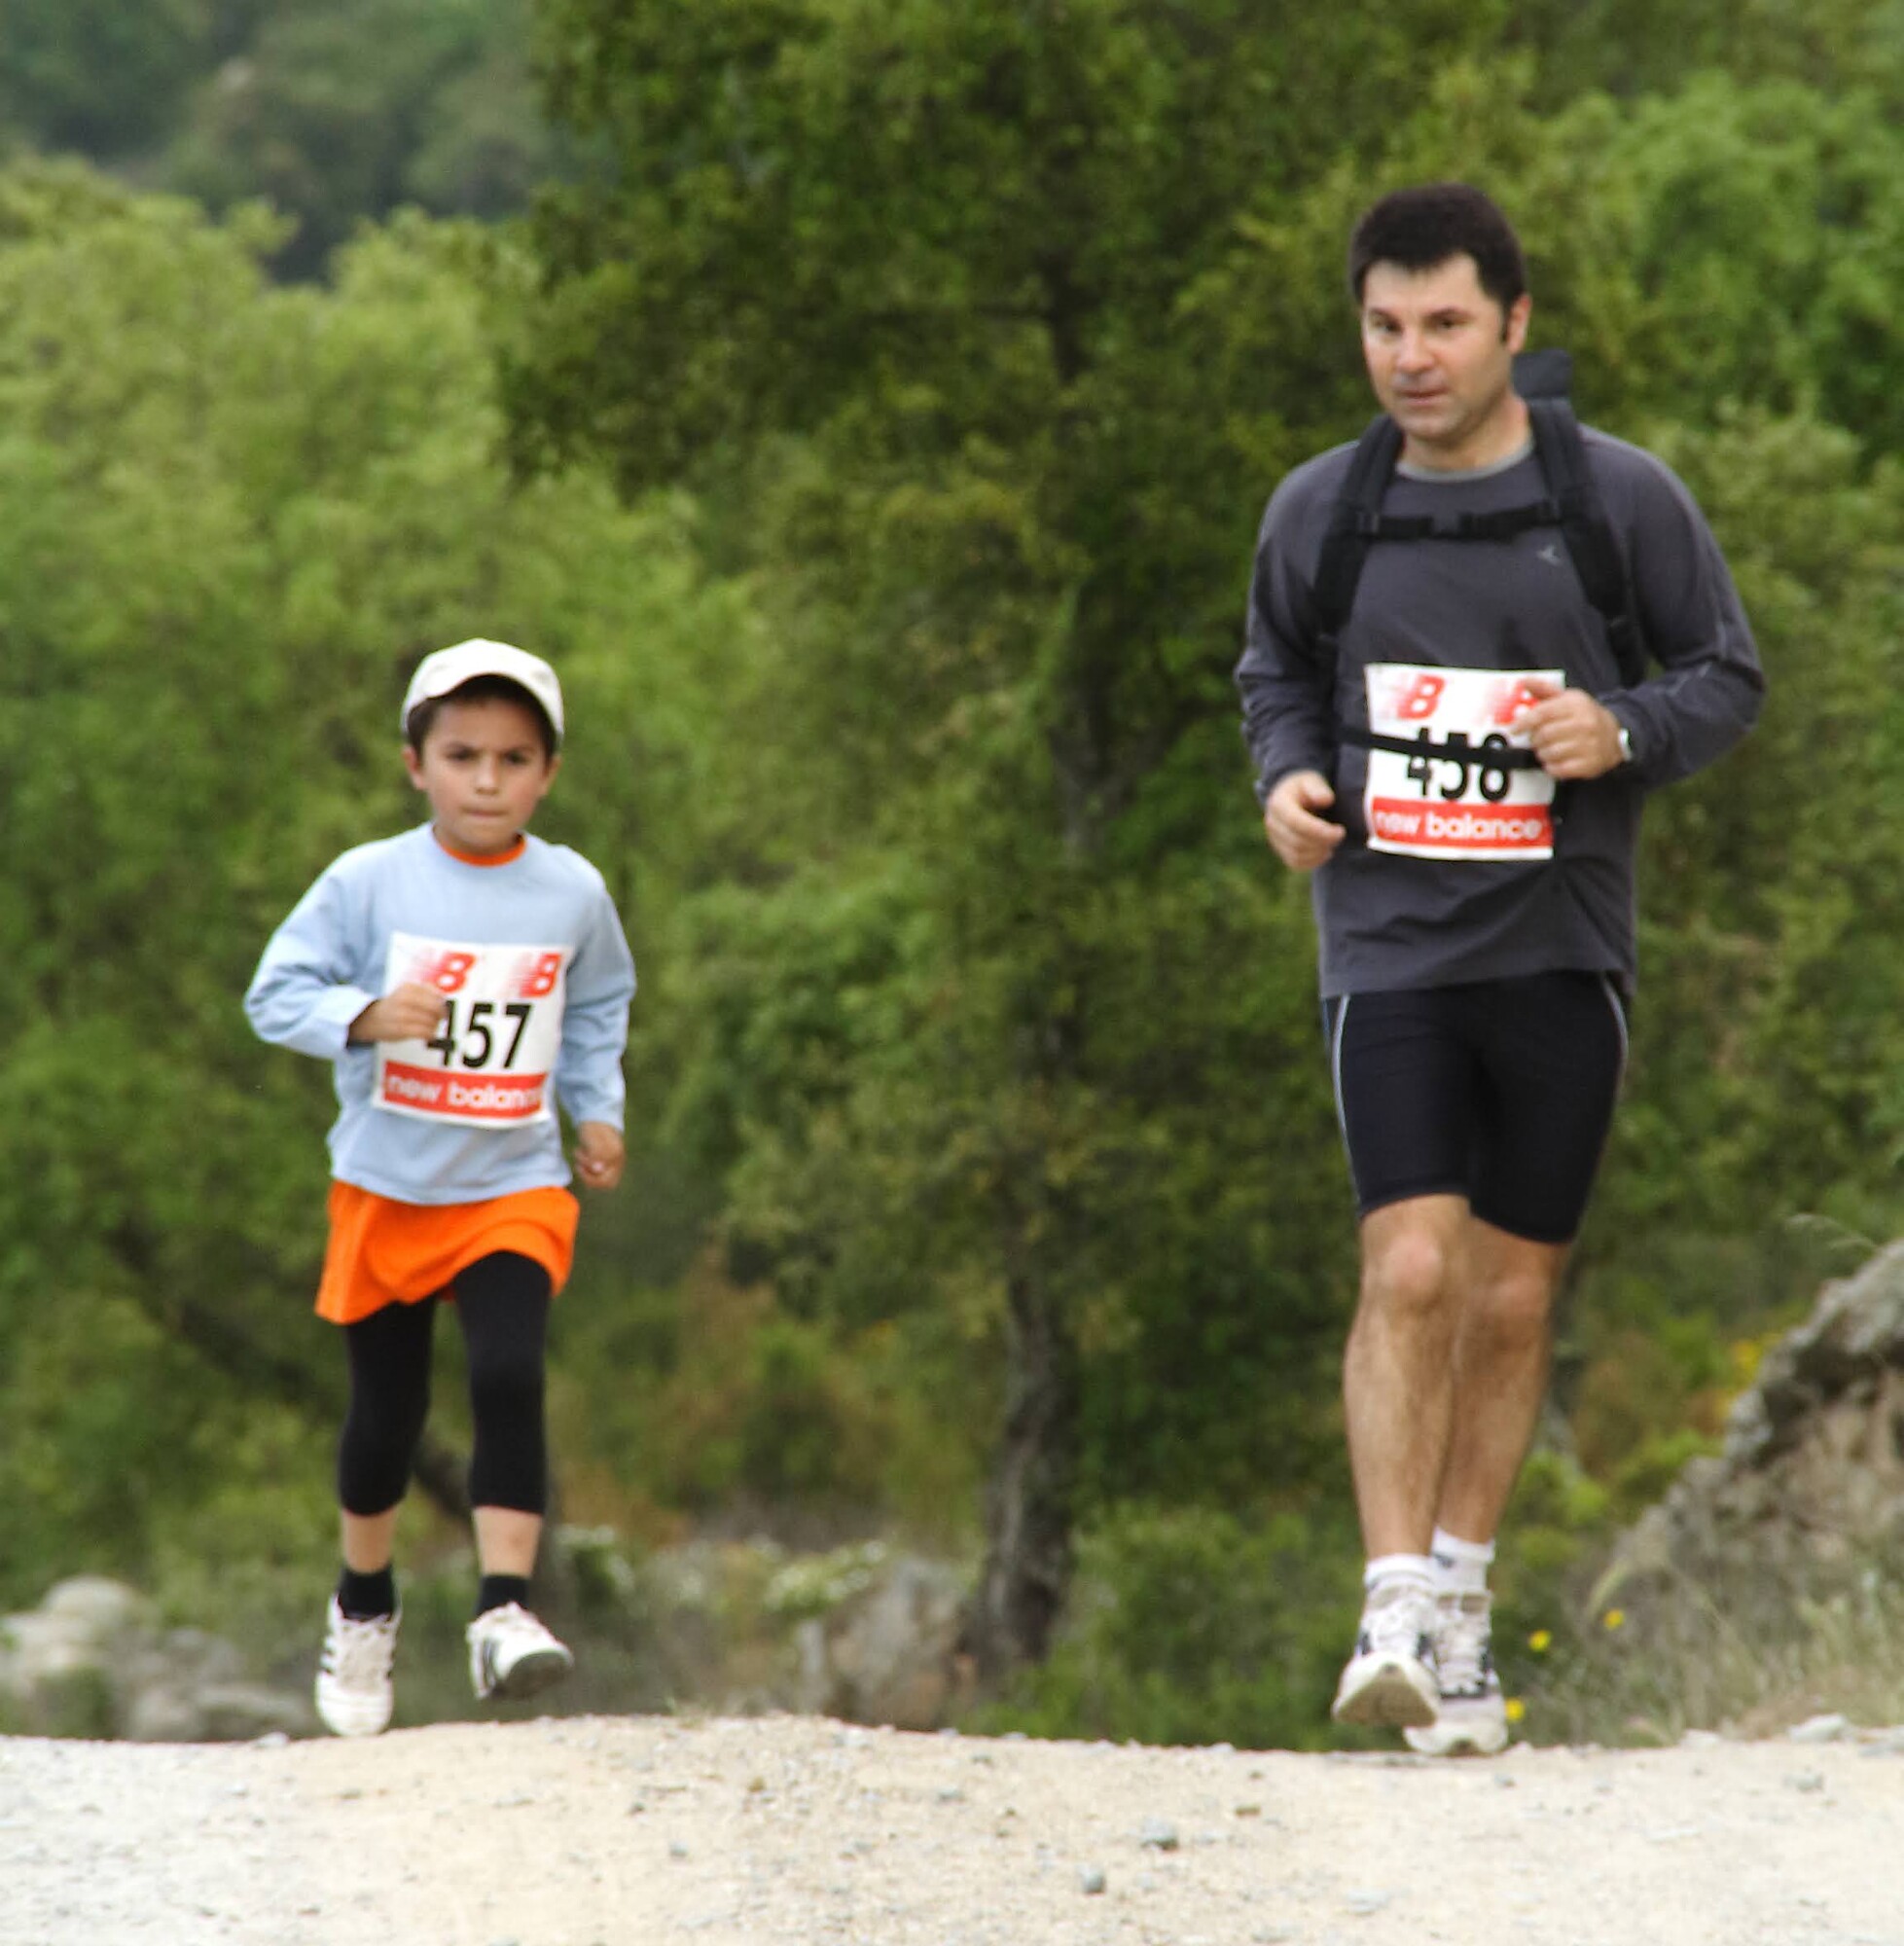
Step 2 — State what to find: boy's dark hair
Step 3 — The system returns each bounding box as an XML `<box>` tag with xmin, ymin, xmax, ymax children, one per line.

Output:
<box><xmin>1347</xmin><ymin>183</ymin><xmax>1527</xmax><ymax>317</ymax></box>
<box><xmin>405</xmin><ymin>675</ymin><xmax>558</xmax><ymax>759</ymax></box>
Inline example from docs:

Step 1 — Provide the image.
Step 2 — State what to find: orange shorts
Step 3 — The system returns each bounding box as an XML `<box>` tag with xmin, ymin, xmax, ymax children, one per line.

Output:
<box><xmin>315</xmin><ymin>1180</ymin><xmax>580</xmax><ymax>1325</ymax></box>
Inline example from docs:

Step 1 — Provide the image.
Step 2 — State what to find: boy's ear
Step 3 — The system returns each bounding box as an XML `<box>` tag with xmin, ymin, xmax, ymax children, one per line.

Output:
<box><xmin>402</xmin><ymin>745</ymin><xmax>426</xmax><ymax>790</ymax></box>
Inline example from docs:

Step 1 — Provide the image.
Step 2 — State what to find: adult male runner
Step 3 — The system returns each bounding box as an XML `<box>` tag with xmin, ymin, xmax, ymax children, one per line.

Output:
<box><xmin>1237</xmin><ymin>183</ymin><xmax>1764</xmax><ymax>1753</ymax></box>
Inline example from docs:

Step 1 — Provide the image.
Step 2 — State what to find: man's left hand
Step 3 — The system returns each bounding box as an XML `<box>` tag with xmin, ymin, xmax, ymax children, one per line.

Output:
<box><xmin>1521</xmin><ymin>682</ymin><xmax>1628</xmax><ymax>780</ymax></box>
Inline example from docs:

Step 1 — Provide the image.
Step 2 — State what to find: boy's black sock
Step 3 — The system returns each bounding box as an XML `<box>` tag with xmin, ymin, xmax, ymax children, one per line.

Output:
<box><xmin>338</xmin><ymin>1564</ymin><xmax>397</xmax><ymax>1620</ymax></box>
<box><xmin>475</xmin><ymin>1573</ymin><xmax>532</xmax><ymax>1617</ymax></box>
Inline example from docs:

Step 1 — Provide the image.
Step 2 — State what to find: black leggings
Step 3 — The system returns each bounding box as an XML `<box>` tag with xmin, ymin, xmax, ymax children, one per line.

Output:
<box><xmin>338</xmin><ymin>1251</ymin><xmax>553</xmax><ymax>1517</ymax></box>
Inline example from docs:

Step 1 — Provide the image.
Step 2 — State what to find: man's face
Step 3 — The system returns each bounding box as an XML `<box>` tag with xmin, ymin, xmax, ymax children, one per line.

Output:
<box><xmin>1360</xmin><ymin>253</ymin><xmax>1530</xmax><ymax>468</ymax></box>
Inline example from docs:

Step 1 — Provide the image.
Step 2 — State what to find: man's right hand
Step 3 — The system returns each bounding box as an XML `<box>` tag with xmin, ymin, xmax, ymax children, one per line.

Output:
<box><xmin>348</xmin><ymin>982</ymin><xmax>449</xmax><ymax>1045</ymax></box>
<box><xmin>1264</xmin><ymin>770</ymin><xmax>1346</xmax><ymax>872</ymax></box>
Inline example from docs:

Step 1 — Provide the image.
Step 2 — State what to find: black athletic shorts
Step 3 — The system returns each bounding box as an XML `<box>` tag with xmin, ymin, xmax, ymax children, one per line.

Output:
<box><xmin>1321</xmin><ymin>971</ymin><xmax>1629</xmax><ymax>1245</ymax></box>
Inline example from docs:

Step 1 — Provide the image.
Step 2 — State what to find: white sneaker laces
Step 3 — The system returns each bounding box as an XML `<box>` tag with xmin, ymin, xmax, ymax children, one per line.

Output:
<box><xmin>1435</xmin><ymin>1591</ymin><xmax>1492</xmax><ymax>1696</ymax></box>
<box><xmin>477</xmin><ymin>1603</ymin><xmax>560</xmax><ymax>1657</ymax></box>
<box><xmin>1361</xmin><ymin>1579</ymin><xmax>1435</xmax><ymax>1660</ymax></box>
<box><xmin>324</xmin><ymin>1610</ymin><xmax>397</xmax><ymax>1686</ymax></box>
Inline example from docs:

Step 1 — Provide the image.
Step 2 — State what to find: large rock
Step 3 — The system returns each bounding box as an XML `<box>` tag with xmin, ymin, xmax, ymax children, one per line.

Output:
<box><xmin>1599</xmin><ymin>1240</ymin><xmax>1904</xmax><ymax>1611</ymax></box>
<box><xmin>594</xmin><ymin>1535</ymin><xmax>975</xmax><ymax>1729</ymax></box>
<box><xmin>791</xmin><ymin>1556</ymin><xmax>972</xmax><ymax>1730</ymax></box>
<box><xmin>0</xmin><ymin>1577</ymin><xmax>313</xmax><ymax>1742</ymax></box>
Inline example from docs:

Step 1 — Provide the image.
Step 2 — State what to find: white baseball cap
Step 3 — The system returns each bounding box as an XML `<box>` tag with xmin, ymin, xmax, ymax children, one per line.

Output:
<box><xmin>401</xmin><ymin>639</ymin><xmax>564</xmax><ymax>745</ymax></box>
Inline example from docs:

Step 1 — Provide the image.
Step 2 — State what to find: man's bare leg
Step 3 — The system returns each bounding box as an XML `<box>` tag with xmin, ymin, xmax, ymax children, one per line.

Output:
<box><xmin>1333</xmin><ymin>1193</ymin><xmax>1469</xmax><ymax>1727</ymax></box>
<box><xmin>1404</xmin><ymin>1217</ymin><xmax>1568</xmax><ymax>1756</ymax></box>
<box><xmin>1437</xmin><ymin>1218</ymin><xmax>1568</xmax><ymax>1545</ymax></box>
<box><xmin>1343</xmin><ymin>1194</ymin><xmax>1470</xmax><ymax>1556</ymax></box>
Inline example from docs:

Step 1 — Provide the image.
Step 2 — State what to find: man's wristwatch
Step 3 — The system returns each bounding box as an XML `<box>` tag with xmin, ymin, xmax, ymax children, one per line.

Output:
<box><xmin>1615</xmin><ymin>722</ymin><xmax>1635</xmax><ymax>766</ymax></box>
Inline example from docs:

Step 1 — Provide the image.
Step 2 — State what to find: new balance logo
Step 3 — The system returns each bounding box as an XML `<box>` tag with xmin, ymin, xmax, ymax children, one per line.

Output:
<box><xmin>1536</xmin><ymin>543</ymin><xmax>1564</xmax><ymax>566</ymax></box>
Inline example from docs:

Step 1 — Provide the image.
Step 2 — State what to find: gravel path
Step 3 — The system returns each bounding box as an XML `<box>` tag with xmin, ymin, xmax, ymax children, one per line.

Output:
<box><xmin>7</xmin><ymin>1715</ymin><xmax>1904</xmax><ymax>1945</ymax></box>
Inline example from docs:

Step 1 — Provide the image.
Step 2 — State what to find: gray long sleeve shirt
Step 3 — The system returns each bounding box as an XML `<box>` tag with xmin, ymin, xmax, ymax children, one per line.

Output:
<box><xmin>1236</xmin><ymin>426</ymin><xmax>1765</xmax><ymax>997</ymax></box>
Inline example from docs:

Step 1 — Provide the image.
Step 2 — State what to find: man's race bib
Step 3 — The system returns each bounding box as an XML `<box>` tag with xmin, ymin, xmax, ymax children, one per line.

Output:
<box><xmin>373</xmin><ymin>933</ymin><xmax>566</xmax><ymax>1125</ymax></box>
<box><xmin>1361</xmin><ymin>664</ymin><xmax>1563</xmax><ymax>860</ymax></box>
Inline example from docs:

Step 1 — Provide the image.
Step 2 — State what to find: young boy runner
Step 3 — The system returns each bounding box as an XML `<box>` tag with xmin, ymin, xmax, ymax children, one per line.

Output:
<box><xmin>246</xmin><ymin>640</ymin><xmax>636</xmax><ymax>1738</ymax></box>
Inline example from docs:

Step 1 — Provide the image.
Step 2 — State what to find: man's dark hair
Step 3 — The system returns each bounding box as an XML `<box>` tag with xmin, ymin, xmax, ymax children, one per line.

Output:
<box><xmin>1347</xmin><ymin>183</ymin><xmax>1527</xmax><ymax>315</ymax></box>
<box><xmin>405</xmin><ymin>674</ymin><xmax>558</xmax><ymax>759</ymax></box>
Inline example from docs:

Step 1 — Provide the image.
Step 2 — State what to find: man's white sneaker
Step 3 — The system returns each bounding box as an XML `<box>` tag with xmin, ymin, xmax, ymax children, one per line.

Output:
<box><xmin>315</xmin><ymin>1597</ymin><xmax>399</xmax><ymax>1738</ymax></box>
<box><xmin>466</xmin><ymin>1602</ymin><xmax>574</xmax><ymax>1702</ymax></box>
<box><xmin>1405</xmin><ymin>1589</ymin><xmax>1510</xmax><ymax>1757</ymax></box>
<box><xmin>1332</xmin><ymin>1579</ymin><xmax>1439</xmax><ymax>1729</ymax></box>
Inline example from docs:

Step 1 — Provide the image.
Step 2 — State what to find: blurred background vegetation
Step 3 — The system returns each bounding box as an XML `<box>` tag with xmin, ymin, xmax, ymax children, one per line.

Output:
<box><xmin>6</xmin><ymin>0</ymin><xmax>1904</xmax><ymax>1749</ymax></box>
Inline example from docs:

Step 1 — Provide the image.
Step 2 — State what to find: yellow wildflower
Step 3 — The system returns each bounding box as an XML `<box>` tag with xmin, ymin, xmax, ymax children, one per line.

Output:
<box><xmin>1504</xmin><ymin>1698</ymin><xmax>1527</xmax><ymax>1724</ymax></box>
<box><xmin>1602</xmin><ymin>1608</ymin><xmax>1626</xmax><ymax>1632</ymax></box>
<box><xmin>1528</xmin><ymin>1629</ymin><xmax>1552</xmax><ymax>1653</ymax></box>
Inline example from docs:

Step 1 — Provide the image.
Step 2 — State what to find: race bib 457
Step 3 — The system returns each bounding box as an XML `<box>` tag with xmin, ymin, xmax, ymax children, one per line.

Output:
<box><xmin>374</xmin><ymin>933</ymin><xmax>567</xmax><ymax>1125</ymax></box>
<box><xmin>1362</xmin><ymin>664</ymin><xmax>1563</xmax><ymax>861</ymax></box>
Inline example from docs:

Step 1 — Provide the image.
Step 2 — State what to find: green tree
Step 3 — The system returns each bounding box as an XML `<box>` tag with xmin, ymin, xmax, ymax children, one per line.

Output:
<box><xmin>516</xmin><ymin>8</ymin><xmax>1904</xmax><ymax>1710</ymax></box>
<box><xmin>515</xmin><ymin>0</ymin><xmax>1541</xmax><ymax>1678</ymax></box>
<box><xmin>1503</xmin><ymin>0</ymin><xmax>1904</xmax><ymax>103</ymax></box>
<box><xmin>165</xmin><ymin>0</ymin><xmax>560</xmax><ymax>276</ymax></box>
<box><xmin>0</xmin><ymin>0</ymin><xmax>564</xmax><ymax>280</ymax></box>
<box><xmin>0</xmin><ymin>0</ymin><xmax>210</xmax><ymax>158</ymax></box>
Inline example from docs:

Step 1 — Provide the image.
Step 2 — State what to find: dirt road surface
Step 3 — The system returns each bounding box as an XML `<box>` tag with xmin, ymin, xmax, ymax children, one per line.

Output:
<box><xmin>6</xmin><ymin>1714</ymin><xmax>1904</xmax><ymax>1945</ymax></box>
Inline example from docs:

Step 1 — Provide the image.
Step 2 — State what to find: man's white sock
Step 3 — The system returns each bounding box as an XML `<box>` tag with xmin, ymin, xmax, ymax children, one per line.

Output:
<box><xmin>1363</xmin><ymin>1553</ymin><xmax>1436</xmax><ymax>1601</ymax></box>
<box><xmin>1429</xmin><ymin>1526</ymin><xmax>1494</xmax><ymax>1598</ymax></box>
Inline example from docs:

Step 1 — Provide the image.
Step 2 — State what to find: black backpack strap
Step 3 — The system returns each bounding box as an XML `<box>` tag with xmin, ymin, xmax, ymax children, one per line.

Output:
<box><xmin>1512</xmin><ymin>346</ymin><xmax>1573</xmax><ymax>402</ymax></box>
<box><xmin>1308</xmin><ymin>415</ymin><xmax>1404</xmax><ymax>645</ymax></box>
<box><xmin>1525</xmin><ymin>395</ymin><xmax>1647</xmax><ymax>687</ymax></box>
<box><xmin>1295</xmin><ymin>377</ymin><xmax>1648</xmax><ymax>689</ymax></box>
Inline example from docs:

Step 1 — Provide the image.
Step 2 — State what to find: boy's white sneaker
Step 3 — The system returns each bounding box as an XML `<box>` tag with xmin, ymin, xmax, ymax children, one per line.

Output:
<box><xmin>315</xmin><ymin>1597</ymin><xmax>399</xmax><ymax>1738</ymax></box>
<box><xmin>1405</xmin><ymin>1589</ymin><xmax>1511</xmax><ymax>1757</ymax></box>
<box><xmin>466</xmin><ymin>1602</ymin><xmax>574</xmax><ymax>1702</ymax></box>
<box><xmin>1331</xmin><ymin>1579</ymin><xmax>1439</xmax><ymax>1729</ymax></box>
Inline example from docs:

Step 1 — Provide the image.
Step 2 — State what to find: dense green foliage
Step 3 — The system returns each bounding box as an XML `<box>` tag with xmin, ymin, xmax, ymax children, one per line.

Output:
<box><xmin>513</xmin><ymin>0</ymin><xmax>1904</xmax><ymax>1711</ymax></box>
<box><xmin>0</xmin><ymin>0</ymin><xmax>557</xmax><ymax>275</ymax></box>
<box><xmin>10</xmin><ymin>0</ymin><xmax>1904</xmax><ymax>1743</ymax></box>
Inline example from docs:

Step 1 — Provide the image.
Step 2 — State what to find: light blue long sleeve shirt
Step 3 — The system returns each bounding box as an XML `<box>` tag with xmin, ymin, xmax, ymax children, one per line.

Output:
<box><xmin>245</xmin><ymin>824</ymin><xmax>636</xmax><ymax>1204</ymax></box>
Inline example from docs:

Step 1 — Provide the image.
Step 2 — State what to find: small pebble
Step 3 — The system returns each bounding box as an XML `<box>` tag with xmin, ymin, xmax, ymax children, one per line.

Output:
<box><xmin>1079</xmin><ymin>1866</ymin><xmax>1107</xmax><ymax>1895</ymax></box>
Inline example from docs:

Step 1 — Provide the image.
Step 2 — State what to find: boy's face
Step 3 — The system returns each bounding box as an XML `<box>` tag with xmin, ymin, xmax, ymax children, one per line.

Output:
<box><xmin>404</xmin><ymin>696</ymin><xmax>560</xmax><ymax>855</ymax></box>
